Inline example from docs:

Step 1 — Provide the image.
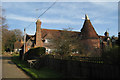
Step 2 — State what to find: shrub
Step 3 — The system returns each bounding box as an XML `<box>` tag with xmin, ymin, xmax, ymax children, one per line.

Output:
<box><xmin>102</xmin><ymin>45</ymin><xmax>120</xmax><ymax>65</ymax></box>
<box><xmin>24</xmin><ymin>47</ymin><xmax>46</xmax><ymax>60</ymax></box>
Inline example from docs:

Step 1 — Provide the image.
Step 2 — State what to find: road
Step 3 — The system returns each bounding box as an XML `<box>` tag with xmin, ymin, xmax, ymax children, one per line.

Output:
<box><xmin>2</xmin><ymin>55</ymin><xmax>31</xmax><ymax>79</ymax></box>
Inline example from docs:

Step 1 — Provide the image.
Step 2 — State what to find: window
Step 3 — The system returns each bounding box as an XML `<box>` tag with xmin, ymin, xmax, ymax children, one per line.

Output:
<box><xmin>45</xmin><ymin>39</ymin><xmax>51</xmax><ymax>43</ymax></box>
<box><xmin>46</xmin><ymin>48</ymin><xmax>51</xmax><ymax>54</ymax></box>
<box><xmin>46</xmin><ymin>50</ymin><xmax>48</xmax><ymax>52</ymax></box>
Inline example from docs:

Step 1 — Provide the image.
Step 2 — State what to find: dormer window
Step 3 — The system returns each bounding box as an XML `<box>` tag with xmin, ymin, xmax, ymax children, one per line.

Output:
<box><xmin>45</xmin><ymin>39</ymin><xmax>51</xmax><ymax>43</ymax></box>
<box><xmin>107</xmin><ymin>38</ymin><xmax>110</xmax><ymax>41</ymax></box>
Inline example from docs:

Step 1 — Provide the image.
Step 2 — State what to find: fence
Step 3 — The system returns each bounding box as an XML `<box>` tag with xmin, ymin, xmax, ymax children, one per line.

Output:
<box><xmin>34</xmin><ymin>56</ymin><xmax>120</xmax><ymax>79</ymax></box>
<box><xmin>44</xmin><ymin>55</ymin><xmax>103</xmax><ymax>63</ymax></box>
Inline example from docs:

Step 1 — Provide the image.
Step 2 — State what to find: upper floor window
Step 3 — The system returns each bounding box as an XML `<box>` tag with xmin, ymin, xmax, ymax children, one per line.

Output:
<box><xmin>45</xmin><ymin>39</ymin><xmax>51</xmax><ymax>43</ymax></box>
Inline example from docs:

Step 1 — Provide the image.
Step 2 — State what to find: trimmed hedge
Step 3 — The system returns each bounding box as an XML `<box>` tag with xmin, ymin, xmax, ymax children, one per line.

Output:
<box><xmin>24</xmin><ymin>47</ymin><xmax>46</xmax><ymax>60</ymax></box>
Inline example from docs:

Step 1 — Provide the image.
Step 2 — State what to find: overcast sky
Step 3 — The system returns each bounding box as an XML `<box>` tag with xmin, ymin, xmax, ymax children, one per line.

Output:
<box><xmin>2</xmin><ymin>0</ymin><xmax>119</xmax><ymax>37</ymax></box>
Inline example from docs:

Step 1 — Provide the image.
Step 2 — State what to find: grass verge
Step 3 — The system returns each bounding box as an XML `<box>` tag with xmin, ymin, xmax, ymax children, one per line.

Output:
<box><xmin>11</xmin><ymin>56</ymin><xmax>63</xmax><ymax>79</ymax></box>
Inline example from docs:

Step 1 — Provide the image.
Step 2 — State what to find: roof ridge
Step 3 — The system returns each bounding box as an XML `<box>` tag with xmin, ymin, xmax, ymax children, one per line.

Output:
<box><xmin>41</xmin><ymin>28</ymin><xmax>80</xmax><ymax>33</ymax></box>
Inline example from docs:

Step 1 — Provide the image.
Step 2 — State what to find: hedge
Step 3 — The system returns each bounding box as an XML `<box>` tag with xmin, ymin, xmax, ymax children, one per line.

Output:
<box><xmin>24</xmin><ymin>47</ymin><xmax>46</xmax><ymax>60</ymax></box>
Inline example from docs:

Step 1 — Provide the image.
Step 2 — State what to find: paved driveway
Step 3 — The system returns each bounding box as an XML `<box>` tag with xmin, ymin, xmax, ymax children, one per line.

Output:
<box><xmin>2</xmin><ymin>55</ymin><xmax>31</xmax><ymax>79</ymax></box>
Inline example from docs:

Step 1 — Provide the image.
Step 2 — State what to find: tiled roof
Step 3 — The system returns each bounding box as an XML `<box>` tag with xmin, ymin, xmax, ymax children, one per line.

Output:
<box><xmin>26</xmin><ymin>27</ymin><xmax>102</xmax><ymax>41</ymax></box>
<box><xmin>99</xmin><ymin>35</ymin><xmax>105</xmax><ymax>38</ymax></box>
<box><xmin>41</xmin><ymin>28</ymin><xmax>80</xmax><ymax>39</ymax></box>
<box><xmin>81</xmin><ymin>20</ymin><xmax>99</xmax><ymax>39</ymax></box>
<box><xmin>26</xmin><ymin>34</ymin><xmax>35</xmax><ymax>41</ymax></box>
<box><xmin>14</xmin><ymin>40</ymin><xmax>23</xmax><ymax>49</ymax></box>
<box><xmin>26</xmin><ymin>28</ymin><xmax>80</xmax><ymax>43</ymax></box>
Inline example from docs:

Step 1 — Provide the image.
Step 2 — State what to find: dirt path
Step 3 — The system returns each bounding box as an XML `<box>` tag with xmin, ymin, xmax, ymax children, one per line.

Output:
<box><xmin>2</xmin><ymin>55</ymin><xmax>31</xmax><ymax>79</ymax></box>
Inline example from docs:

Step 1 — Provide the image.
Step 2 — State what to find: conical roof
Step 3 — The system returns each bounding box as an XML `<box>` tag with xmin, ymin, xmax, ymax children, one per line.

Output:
<box><xmin>81</xmin><ymin>14</ymin><xmax>99</xmax><ymax>39</ymax></box>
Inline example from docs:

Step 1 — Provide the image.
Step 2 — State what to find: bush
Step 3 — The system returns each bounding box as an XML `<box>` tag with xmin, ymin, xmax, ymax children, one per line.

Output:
<box><xmin>24</xmin><ymin>47</ymin><xmax>46</xmax><ymax>60</ymax></box>
<box><xmin>102</xmin><ymin>45</ymin><xmax>120</xmax><ymax>65</ymax></box>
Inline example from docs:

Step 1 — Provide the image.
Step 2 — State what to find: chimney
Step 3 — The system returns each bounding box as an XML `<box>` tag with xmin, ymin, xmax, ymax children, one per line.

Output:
<box><xmin>104</xmin><ymin>30</ymin><xmax>109</xmax><ymax>37</ymax></box>
<box><xmin>35</xmin><ymin>19</ymin><xmax>43</xmax><ymax>47</ymax></box>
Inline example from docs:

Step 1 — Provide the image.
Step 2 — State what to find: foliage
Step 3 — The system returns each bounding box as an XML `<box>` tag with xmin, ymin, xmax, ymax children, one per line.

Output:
<box><xmin>51</xmin><ymin>28</ymin><xmax>78</xmax><ymax>58</ymax></box>
<box><xmin>24</xmin><ymin>47</ymin><xmax>46</xmax><ymax>60</ymax></box>
<box><xmin>1</xmin><ymin>9</ymin><xmax>23</xmax><ymax>52</ymax></box>
<box><xmin>11</xmin><ymin>52</ymin><xmax>19</xmax><ymax>56</ymax></box>
<box><xmin>0</xmin><ymin>9</ymin><xmax>8</xmax><ymax>51</ymax></box>
<box><xmin>2</xmin><ymin>29</ymin><xmax>23</xmax><ymax>52</ymax></box>
<box><xmin>75</xmin><ymin>40</ymin><xmax>87</xmax><ymax>55</ymax></box>
<box><xmin>51</xmin><ymin>27</ymin><xmax>89</xmax><ymax>58</ymax></box>
<box><xmin>117</xmin><ymin>32</ymin><xmax>120</xmax><ymax>46</ymax></box>
<box><xmin>102</xmin><ymin>45</ymin><xmax>120</xmax><ymax>65</ymax></box>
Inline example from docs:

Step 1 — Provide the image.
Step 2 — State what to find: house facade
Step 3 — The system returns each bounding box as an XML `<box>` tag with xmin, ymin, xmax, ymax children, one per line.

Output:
<box><xmin>14</xmin><ymin>14</ymin><xmax>114</xmax><ymax>56</ymax></box>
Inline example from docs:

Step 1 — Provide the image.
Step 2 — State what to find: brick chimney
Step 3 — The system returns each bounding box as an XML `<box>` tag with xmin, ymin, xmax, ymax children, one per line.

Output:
<box><xmin>35</xmin><ymin>19</ymin><xmax>43</xmax><ymax>47</ymax></box>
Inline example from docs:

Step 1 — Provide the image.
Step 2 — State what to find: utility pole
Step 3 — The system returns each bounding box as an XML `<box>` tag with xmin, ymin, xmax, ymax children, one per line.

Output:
<box><xmin>22</xmin><ymin>28</ymin><xmax>26</xmax><ymax>60</ymax></box>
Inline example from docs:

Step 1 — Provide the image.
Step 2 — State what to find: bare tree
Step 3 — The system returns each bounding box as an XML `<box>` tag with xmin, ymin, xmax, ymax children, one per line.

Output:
<box><xmin>51</xmin><ymin>28</ymin><xmax>79</xmax><ymax>59</ymax></box>
<box><xmin>51</xmin><ymin>27</ymin><xmax>92</xmax><ymax>58</ymax></box>
<box><xmin>11</xmin><ymin>29</ymin><xmax>23</xmax><ymax>40</ymax></box>
<box><xmin>3</xmin><ymin>29</ymin><xmax>23</xmax><ymax>52</ymax></box>
<box><xmin>1</xmin><ymin>9</ymin><xmax>9</xmax><ymax>51</ymax></box>
<box><xmin>1</xmin><ymin>9</ymin><xmax>23</xmax><ymax>52</ymax></box>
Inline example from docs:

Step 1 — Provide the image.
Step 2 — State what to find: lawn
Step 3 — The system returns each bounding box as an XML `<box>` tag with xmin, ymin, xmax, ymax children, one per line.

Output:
<box><xmin>11</xmin><ymin>55</ymin><xmax>63</xmax><ymax>78</ymax></box>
